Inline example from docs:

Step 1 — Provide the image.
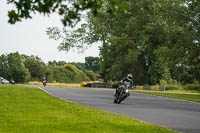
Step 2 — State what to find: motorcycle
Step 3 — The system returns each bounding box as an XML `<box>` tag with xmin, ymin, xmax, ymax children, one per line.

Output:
<box><xmin>113</xmin><ymin>82</ymin><xmax>130</xmax><ymax>104</ymax></box>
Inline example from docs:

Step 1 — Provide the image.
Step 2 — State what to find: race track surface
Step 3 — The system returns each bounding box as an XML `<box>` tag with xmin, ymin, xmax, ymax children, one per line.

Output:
<box><xmin>42</xmin><ymin>87</ymin><xmax>200</xmax><ymax>133</ymax></box>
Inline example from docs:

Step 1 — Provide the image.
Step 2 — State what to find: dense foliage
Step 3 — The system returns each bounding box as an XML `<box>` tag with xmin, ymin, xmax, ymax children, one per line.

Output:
<box><xmin>0</xmin><ymin>52</ymin><xmax>98</xmax><ymax>83</ymax></box>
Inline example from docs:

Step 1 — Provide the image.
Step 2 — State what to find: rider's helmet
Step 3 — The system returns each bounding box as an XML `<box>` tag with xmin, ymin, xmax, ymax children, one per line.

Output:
<box><xmin>127</xmin><ymin>74</ymin><xmax>133</xmax><ymax>80</ymax></box>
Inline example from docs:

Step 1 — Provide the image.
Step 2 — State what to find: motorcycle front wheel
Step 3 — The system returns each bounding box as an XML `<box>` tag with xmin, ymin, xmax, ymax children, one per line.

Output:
<box><xmin>117</xmin><ymin>99</ymin><xmax>121</xmax><ymax>104</ymax></box>
<box><xmin>114</xmin><ymin>98</ymin><xmax>117</xmax><ymax>103</ymax></box>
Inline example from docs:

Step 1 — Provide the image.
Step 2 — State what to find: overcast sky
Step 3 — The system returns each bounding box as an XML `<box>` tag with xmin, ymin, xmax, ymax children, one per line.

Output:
<box><xmin>0</xmin><ymin>1</ymin><xmax>100</xmax><ymax>63</ymax></box>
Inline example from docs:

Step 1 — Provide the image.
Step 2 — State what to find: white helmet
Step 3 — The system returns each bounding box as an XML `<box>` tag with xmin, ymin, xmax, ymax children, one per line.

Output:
<box><xmin>127</xmin><ymin>74</ymin><xmax>133</xmax><ymax>80</ymax></box>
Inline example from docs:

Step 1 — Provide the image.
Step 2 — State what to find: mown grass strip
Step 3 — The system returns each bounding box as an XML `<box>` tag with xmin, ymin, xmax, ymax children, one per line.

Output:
<box><xmin>0</xmin><ymin>85</ymin><xmax>176</xmax><ymax>133</ymax></box>
<box><xmin>134</xmin><ymin>90</ymin><xmax>200</xmax><ymax>103</ymax></box>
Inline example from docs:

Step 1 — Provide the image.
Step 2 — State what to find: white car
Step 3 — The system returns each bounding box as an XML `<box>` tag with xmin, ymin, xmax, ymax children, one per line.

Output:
<box><xmin>1</xmin><ymin>79</ymin><xmax>9</xmax><ymax>84</ymax></box>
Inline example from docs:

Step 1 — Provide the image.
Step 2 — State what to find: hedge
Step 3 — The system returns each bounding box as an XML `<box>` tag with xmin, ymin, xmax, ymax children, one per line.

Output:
<box><xmin>183</xmin><ymin>84</ymin><xmax>200</xmax><ymax>91</ymax></box>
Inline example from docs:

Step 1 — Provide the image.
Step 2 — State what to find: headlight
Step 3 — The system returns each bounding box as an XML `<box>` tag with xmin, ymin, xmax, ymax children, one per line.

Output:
<box><xmin>125</xmin><ymin>89</ymin><xmax>129</xmax><ymax>93</ymax></box>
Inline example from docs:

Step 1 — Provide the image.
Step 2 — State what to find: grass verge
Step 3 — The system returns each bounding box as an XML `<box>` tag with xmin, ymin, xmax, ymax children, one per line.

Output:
<box><xmin>0</xmin><ymin>85</ymin><xmax>176</xmax><ymax>133</ymax></box>
<box><xmin>134</xmin><ymin>90</ymin><xmax>200</xmax><ymax>103</ymax></box>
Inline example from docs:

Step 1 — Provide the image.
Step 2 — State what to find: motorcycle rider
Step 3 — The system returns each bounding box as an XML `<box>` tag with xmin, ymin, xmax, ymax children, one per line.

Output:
<box><xmin>42</xmin><ymin>78</ymin><xmax>47</xmax><ymax>87</ymax></box>
<box><xmin>115</xmin><ymin>74</ymin><xmax>133</xmax><ymax>96</ymax></box>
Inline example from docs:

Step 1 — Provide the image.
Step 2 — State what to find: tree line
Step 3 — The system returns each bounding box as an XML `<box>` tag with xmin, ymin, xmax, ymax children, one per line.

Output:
<box><xmin>0</xmin><ymin>52</ymin><xmax>100</xmax><ymax>83</ymax></box>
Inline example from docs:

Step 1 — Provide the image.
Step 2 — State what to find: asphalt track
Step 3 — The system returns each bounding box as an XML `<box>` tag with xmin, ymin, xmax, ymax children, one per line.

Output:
<box><xmin>41</xmin><ymin>87</ymin><xmax>200</xmax><ymax>133</ymax></box>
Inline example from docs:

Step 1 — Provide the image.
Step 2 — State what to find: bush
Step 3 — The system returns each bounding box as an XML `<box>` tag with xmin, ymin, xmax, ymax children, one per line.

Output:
<box><xmin>183</xmin><ymin>84</ymin><xmax>200</xmax><ymax>91</ymax></box>
<box><xmin>165</xmin><ymin>85</ymin><xmax>180</xmax><ymax>90</ymax></box>
<box><xmin>159</xmin><ymin>80</ymin><xmax>168</xmax><ymax>85</ymax></box>
<box><xmin>193</xmin><ymin>79</ymin><xmax>199</xmax><ymax>85</ymax></box>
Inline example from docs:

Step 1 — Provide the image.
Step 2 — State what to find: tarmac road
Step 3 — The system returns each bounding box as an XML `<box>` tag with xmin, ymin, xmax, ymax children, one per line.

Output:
<box><xmin>41</xmin><ymin>87</ymin><xmax>200</xmax><ymax>133</ymax></box>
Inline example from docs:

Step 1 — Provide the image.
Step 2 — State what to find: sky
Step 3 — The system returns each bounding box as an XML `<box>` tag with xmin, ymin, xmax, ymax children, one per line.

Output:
<box><xmin>0</xmin><ymin>1</ymin><xmax>100</xmax><ymax>63</ymax></box>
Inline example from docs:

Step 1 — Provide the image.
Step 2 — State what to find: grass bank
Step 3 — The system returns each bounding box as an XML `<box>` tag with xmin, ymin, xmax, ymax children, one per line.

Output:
<box><xmin>0</xmin><ymin>85</ymin><xmax>176</xmax><ymax>133</ymax></box>
<box><xmin>134</xmin><ymin>90</ymin><xmax>200</xmax><ymax>103</ymax></box>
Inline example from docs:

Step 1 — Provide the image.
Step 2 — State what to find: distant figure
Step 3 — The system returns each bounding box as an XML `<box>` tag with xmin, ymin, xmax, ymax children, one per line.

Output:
<box><xmin>42</xmin><ymin>78</ymin><xmax>47</xmax><ymax>87</ymax></box>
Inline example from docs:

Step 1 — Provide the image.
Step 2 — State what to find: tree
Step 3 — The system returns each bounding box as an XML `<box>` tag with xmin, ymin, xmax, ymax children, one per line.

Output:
<box><xmin>7</xmin><ymin>0</ymin><xmax>130</xmax><ymax>27</ymax></box>
<box><xmin>0</xmin><ymin>52</ymin><xmax>30</xmax><ymax>83</ymax></box>
<box><xmin>148</xmin><ymin>47</ymin><xmax>172</xmax><ymax>84</ymax></box>
<box><xmin>90</xmin><ymin>0</ymin><xmax>200</xmax><ymax>84</ymax></box>
<box><xmin>85</xmin><ymin>56</ymin><xmax>100</xmax><ymax>72</ymax></box>
<box><xmin>45</xmin><ymin>67</ymin><xmax>54</xmax><ymax>82</ymax></box>
<box><xmin>69</xmin><ymin>62</ymin><xmax>86</xmax><ymax>71</ymax></box>
<box><xmin>57</xmin><ymin>61</ymin><xmax>67</xmax><ymax>66</ymax></box>
<box><xmin>48</xmin><ymin>60</ymin><xmax>58</xmax><ymax>67</ymax></box>
<box><xmin>22</xmin><ymin>54</ymin><xmax>47</xmax><ymax>81</ymax></box>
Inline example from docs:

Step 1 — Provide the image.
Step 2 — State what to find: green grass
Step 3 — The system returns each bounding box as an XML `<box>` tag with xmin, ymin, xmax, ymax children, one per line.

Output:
<box><xmin>134</xmin><ymin>90</ymin><xmax>200</xmax><ymax>103</ymax></box>
<box><xmin>0</xmin><ymin>85</ymin><xmax>177</xmax><ymax>133</ymax></box>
